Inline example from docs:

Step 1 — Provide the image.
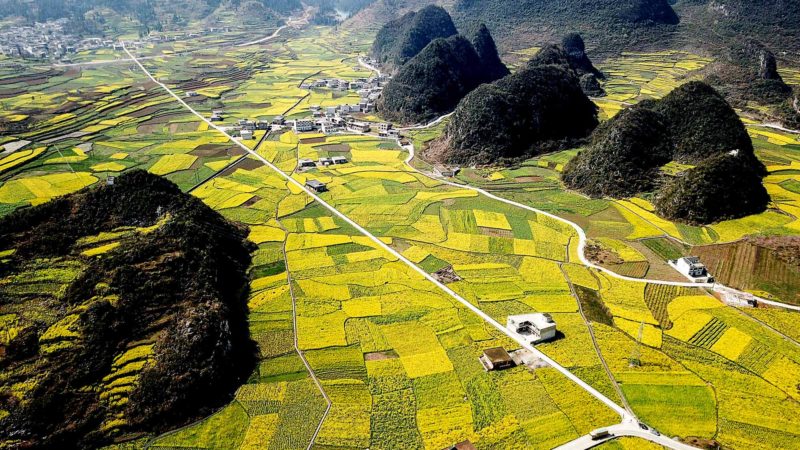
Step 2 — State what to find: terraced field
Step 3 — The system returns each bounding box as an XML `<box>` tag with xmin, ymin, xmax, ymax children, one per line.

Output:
<box><xmin>2</xmin><ymin>18</ymin><xmax>800</xmax><ymax>450</ymax></box>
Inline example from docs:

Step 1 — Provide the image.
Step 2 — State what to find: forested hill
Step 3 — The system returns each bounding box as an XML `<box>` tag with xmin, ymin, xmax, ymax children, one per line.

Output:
<box><xmin>562</xmin><ymin>81</ymin><xmax>770</xmax><ymax>225</ymax></box>
<box><xmin>449</xmin><ymin>0</ymin><xmax>679</xmax><ymax>54</ymax></box>
<box><xmin>370</xmin><ymin>5</ymin><xmax>458</xmax><ymax>68</ymax></box>
<box><xmin>377</xmin><ymin>32</ymin><xmax>507</xmax><ymax>123</ymax></box>
<box><xmin>0</xmin><ymin>170</ymin><xmax>256</xmax><ymax>449</ymax></box>
<box><xmin>436</xmin><ymin>63</ymin><xmax>598</xmax><ymax>165</ymax></box>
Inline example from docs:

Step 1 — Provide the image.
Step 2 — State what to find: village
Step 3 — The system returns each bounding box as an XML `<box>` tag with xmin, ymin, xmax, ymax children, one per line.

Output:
<box><xmin>0</xmin><ymin>17</ymin><xmax>232</xmax><ymax>61</ymax></box>
<box><xmin>209</xmin><ymin>69</ymin><xmax>403</xmax><ymax>141</ymax></box>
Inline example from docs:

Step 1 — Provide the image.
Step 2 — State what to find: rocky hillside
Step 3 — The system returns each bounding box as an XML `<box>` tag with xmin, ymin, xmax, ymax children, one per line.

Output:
<box><xmin>434</xmin><ymin>63</ymin><xmax>598</xmax><ymax>165</ymax></box>
<box><xmin>561</xmin><ymin>33</ymin><xmax>604</xmax><ymax>80</ymax></box>
<box><xmin>562</xmin><ymin>81</ymin><xmax>769</xmax><ymax>224</ymax></box>
<box><xmin>370</xmin><ymin>5</ymin><xmax>458</xmax><ymax>68</ymax></box>
<box><xmin>705</xmin><ymin>41</ymin><xmax>793</xmax><ymax>106</ymax></box>
<box><xmin>0</xmin><ymin>171</ymin><xmax>256</xmax><ymax>449</ymax></box>
<box><xmin>472</xmin><ymin>23</ymin><xmax>510</xmax><ymax>81</ymax></box>
<box><xmin>674</xmin><ymin>0</ymin><xmax>800</xmax><ymax>54</ymax></box>
<box><xmin>376</xmin><ymin>13</ymin><xmax>508</xmax><ymax>124</ymax></box>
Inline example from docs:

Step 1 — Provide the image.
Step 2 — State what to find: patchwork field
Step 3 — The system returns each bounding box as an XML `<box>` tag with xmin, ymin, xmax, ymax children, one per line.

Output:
<box><xmin>2</xmin><ymin>17</ymin><xmax>800</xmax><ymax>450</ymax></box>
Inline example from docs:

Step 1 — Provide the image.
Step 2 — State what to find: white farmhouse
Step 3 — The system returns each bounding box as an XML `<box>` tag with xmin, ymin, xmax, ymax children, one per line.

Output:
<box><xmin>293</xmin><ymin>119</ymin><xmax>315</xmax><ymax>133</ymax></box>
<box><xmin>507</xmin><ymin>313</ymin><xmax>557</xmax><ymax>345</ymax></box>
<box><xmin>669</xmin><ymin>256</ymin><xmax>714</xmax><ymax>283</ymax></box>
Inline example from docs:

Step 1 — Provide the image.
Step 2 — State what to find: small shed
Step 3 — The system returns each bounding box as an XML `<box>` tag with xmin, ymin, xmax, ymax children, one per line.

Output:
<box><xmin>434</xmin><ymin>166</ymin><xmax>460</xmax><ymax>178</ymax></box>
<box><xmin>240</xmin><ymin>129</ymin><xmax>254</xmax><ymax>140</ymax></box>
<box><xmin>306</xmin><ymin>179</ymin><xmax>327</xmax><ymax>193</ymax></box>
<box><xmin>298</xmin><ymin>158</ymin><xmax>317</xmax><ymax>169</ymax></box>
<box><xmin>479</xmin><ymin>347</ymin><xmax>516</xmax><ymax>371</ymax></box>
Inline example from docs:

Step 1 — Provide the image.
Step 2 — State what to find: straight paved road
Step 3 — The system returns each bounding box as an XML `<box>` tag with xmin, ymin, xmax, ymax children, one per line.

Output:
<box><xmin>124</xmin><ymin>41</ymin><xmax>632</xmax><ymax>423</ymax></box>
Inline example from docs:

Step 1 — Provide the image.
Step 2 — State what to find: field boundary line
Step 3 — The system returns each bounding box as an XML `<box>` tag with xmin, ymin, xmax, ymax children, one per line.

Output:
<box><xmin>560</xmin><ymin>264</ymin><xmax>634</xmax><ymax>416</ymax></box>
<box><xmin>123</xmin><ymin>42</ymin><xmax>631</xmax><ymax>422</ymax></box>
<box><xmin>277</xmin><ymin>214</ymin><xmax>332</xmax><ymax>449</ymax></box>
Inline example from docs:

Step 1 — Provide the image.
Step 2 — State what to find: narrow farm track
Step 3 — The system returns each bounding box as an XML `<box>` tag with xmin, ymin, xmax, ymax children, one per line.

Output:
<box><xmin>560</xmin><ymin>264</ymin><xmax>634</xmax><ymax>416</ymax></box>
<box><xmin>236</xmin><ymin>7</ymin><xmax>312</xmax><ymax>47</ymax></box>
<box><xmin>277</xmin><ymin>216</ymin><xmax>332</xmax><ymax>450</ymax></box>
<box><xmin>122</xmin><ymin>42</ymin><xmax>639</xmax><ymax>436</ymax></box>
<box><xmin>398</xmin><ymin>141</ymin><xmax>712</xmax><ymax>288</ymax></box>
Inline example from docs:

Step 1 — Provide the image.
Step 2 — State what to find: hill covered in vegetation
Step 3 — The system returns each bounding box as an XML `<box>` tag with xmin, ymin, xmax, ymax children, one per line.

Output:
<box><xmin>654</xmin><ymin>152</ymin><xmax>771</xmax><ymax>224</ymax></box>
<box><xmin>705</xmin><ymin>41</ymin><xmax>793</xmax><ymax>106</ymax></box>
<box><xmin>432</xmin><ymin>63</ymin><xmax>598</xmax><ymax>165</ymax></box>
<box><xmin>563</xmin><ymin>81</ymin><xmax>769</xmax><ymax>224</ymax></box>
<box><xmin>674</xmin><ymin>0</ymin><xmax>800</xmax><ymax>54</ymax></box>
<box><xmin>0</xmin><ymin>171</ymin><xmax>256</xmax><ymax>449</ymax></box>
<box><xmin>377</xmin><ymin>16</ymin><xmax>508</xmax><ymax>124</ymax></box>
<box><xmin>527</xmin><ymin>34</ymin><xmax>606</xmax><ymax>96</ymax></box>
<box><xmin>650</xmin><ymin>81</ymin><xmax>762</xmax><ymax>165</ymax></box>
<box><xmin>449</xmin><ymin>0</ymin><xmax>679</xmax><ymax>54</ymax></box>
<box><xmin>561</xmin><ymin>104</ymin><xmax>672</xmax><ymax>198</ymax></box>
<box><xmin>370</xmin><ymin>5</ymin><xmax>458</xmax><ymax>68</ymax></box>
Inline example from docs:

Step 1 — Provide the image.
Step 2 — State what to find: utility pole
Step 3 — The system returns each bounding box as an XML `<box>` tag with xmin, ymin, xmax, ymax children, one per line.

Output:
<box><xmin>629</xmin><ymin>321</ymin><xmax>643</xmax><ymax>367</ymax></box>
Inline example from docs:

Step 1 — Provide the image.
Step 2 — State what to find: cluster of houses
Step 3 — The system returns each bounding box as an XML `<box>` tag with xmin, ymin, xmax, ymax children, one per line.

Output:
<box><xmin>0</xmin><ymin>19</ymin><xmax>107</xmax><ymax>60</ymax></box>
<box><xmin>208</xmin><ymin>107</ymin><xmax>399</xmax><ymax>141</ymax></box>
<box><xmin>0</xmin><ymin>17</ymin><xmax>233</xmax><ymax>61</ymax></box>
<box><xmin>300</xmin><ymin>72</ymin><xmax>389</xmax><ymax>114</ymax></box>
<box><xmin>121</xmin><ymin>27</ymin><xmax>233</xmax><ymax>52</ymax></box>
<box><xmin>299</xmin><ymin>156</ymin><xmax>348</xmax><ymax>170</ymax></box>
<box><xmin>200</xmin><ymin>60</ymin><xmax>400</xmax><ymax>140</ymax></box>
<box><xmin>296</xmin><ymin>104</ymin><xmax>398</xmax><ymax>137</ymax></box>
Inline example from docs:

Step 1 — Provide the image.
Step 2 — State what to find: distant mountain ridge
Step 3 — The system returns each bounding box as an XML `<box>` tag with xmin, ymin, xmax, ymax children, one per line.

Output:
<box><xmin>449</xmin><ymin>0</ymin><xmax>679</xmax><ymax>54</ymax></box>
<box><xmin>0</xmin><ymin>0</ymin><xmax>303</xmax><ymax>36</ymax></box>
<box><xmin>674</xmin><ymin>0</ymin><xmax>800</xmax><ymax>53</ymax></box>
